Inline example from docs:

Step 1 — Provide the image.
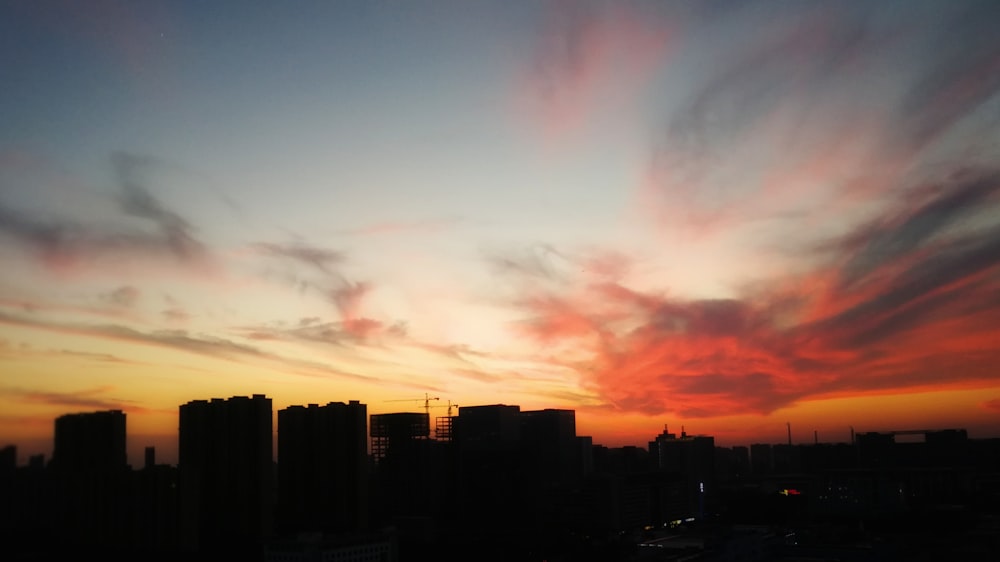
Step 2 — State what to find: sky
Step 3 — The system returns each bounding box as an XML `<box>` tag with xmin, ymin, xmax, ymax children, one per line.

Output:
<box><xmin>2</xmin><ymin>0</ymin><xmax>1000</xmax><ymax>466</ymax></box>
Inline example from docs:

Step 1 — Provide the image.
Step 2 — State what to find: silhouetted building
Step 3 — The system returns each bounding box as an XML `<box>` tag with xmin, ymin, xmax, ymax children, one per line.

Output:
<box><xmin>0</xmin><ymin>444</ymin><xmax>15</xmax><ymax>472</ymax></box>
<box><xmin>453</xmin><ymin>404</ymin><xmax>522</xmax><ymax>453</ymax></box>
<box><xmin>520</xmin><ymin>408</ymin><xmax>579</xmax><ymax>485</ymax></box>
<box><xmin>593</xmin><ymin>444</ymin><xmax>652</xmax><ymax>475</ymax></box>
<box><xmin>454</xmin><ymin>404</ymin><xmax>523</xmax><ymax>532</ymax></box>
<box><xmin>577</xmin><ymin>435</ymin><xmax>595</xmax><ymax>477</ymax></box>
<box><xmin>3</xmin><ymin>452</ymin><xmax>48</xmax><ymax>555</ymax></box>
<box><xmin>751</xmin><ymin>443</ymin><xmax>773</xmax><ymax>475</ymax></box>
<box><xmin>179</xmin><ymin>394</ymin><xmax>274</xmax><ymax>555</ymax></box>
<box><xmin>28</xmin><ymin>453</ymin><xmax>44</xmax><ymax>469</ymax></box>
<box><xmin>715</xmin><ymin>446</ymin><xmax>751</xmax><ymax>485</ymax></box>
<box><xmin>584</xmin><ymin>445</ymin><xmax>685</xmax><ymax>530</ymax></box>
<box><xmin>772</xmin><ymin>443</ymin><xmax>802</xmax><ymax>473</ymax></box>
<box><xmin>369</xmin><ymin>411</ymin><xmax>450</xmax><ymax>537</ymax></box>
<box><xmin>370</xmin><ymin>412</ymin><xmax>429</xmax><ymax>464</ymax></box>
<box><xmin>49</xmin><ymin>410</ymin><xmax>130</xmax><ymax>550</ymax></box>
<box><xmin>857</xmin><ymin>428</ymin><xmax>973</xmax><ymax>470</ymax></box>
<box><xmin>799</xmin><ymin>442</ymin><xmax>856</xmax><ymax>473</ymax></box>
<box><xmin>51</xmin><ymin>409</ymin><xmax>126</xmax><ymax>472</ymax></box>
<box><xmin>132</xmin><ymin>459</ymin><xmax>179</xmax><ymax>553</ymax></box>
<box><xmin>648</xmin><ymin>426</ymin><xmax>715</xmax><ymax>519</ymax></box>
<box><xmin>733</xmin><ymin>446</ymin><xmax>750</xmax><ymax>477</ymax></box>
<box><xmin>278</xmin><ymin>401</ymin><xmax>369</xmax><ymax>534</ymax></box>
<box><xmin>0</xmin><ymin>445</ymin><xmax>15</xmax><ymax>548</ymax></box>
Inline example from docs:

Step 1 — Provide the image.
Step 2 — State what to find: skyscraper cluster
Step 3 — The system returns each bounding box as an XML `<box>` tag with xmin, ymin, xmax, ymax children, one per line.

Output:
<box><xmin>2</xmin><ymin>397</ymin><xmax>998</xmax><ymax>561</ymax></box>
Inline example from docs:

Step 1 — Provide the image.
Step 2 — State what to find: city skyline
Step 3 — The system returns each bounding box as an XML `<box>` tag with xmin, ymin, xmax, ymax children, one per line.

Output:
<box><xmin>0</xmin><ymin>396</ymin><xmax>983</xmax><ymax>468</ymax></box>
<box><xmin>5</xmin><ymin>395</ymin><xmax>995</xmax><ymax>560</ymax></box>
<box><xmin>3</xmin><ymin>1</ymin><xmax>1000</xmax><ymax>464</ymax></box>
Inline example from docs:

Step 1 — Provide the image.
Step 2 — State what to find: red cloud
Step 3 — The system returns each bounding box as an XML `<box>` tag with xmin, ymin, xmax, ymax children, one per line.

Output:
<box><xmin>509</xmin><ymin>172</ymin><xmax>1000</xmax><ymax>418</ymax></box>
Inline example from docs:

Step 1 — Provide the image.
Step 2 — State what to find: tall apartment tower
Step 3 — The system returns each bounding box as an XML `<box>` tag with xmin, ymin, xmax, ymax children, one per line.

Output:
<box><xmin>520</xmin><ymin>408</ymin><xmax>579</xmax><ymax>485</ymax></box>
<box><xmin>51</xmin><ymin>409</ymin><xmax>127</xmax><ymax>471</ymax></box>
<box><xmin>277</xmin><ymin>401</ymin><xmax>368</xmax><ymax>533</ymax></box>
<box><xmin>453</xmin><ymin>405</ymin><xmax>523</xmax><ymax>528</ymax></box>
<box><xmin>648</xmin><ymin>426</ymin><xmax>715</xmax><ymax>519</ymax></box>
<box><xmin>50</xmin><ymin>410</ymin><xmax>129</xmax><ymax>548</ymax></box>
<box><xmin>178</xmin><ymin>394</ymin><xmax>273</xmax><ymax>555</ymax></box>
<box><xmin>368</xmin><ymin>412</ymin><xmax>440</xmax><ymax>523</ymax></box>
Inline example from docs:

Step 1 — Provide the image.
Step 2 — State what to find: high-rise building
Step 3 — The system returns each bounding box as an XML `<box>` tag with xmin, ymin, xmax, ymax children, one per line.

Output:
<box><xmin>51</xmin><ymin>409</ymin><xmax>126</xmax><ymax>472</ymax></box>
<box><xmin>453</xmin><ymin>404</ymin><xmax>521</xmax><ymax>449</ymax></box>
<box><xmin>49</xmin><ymin>410</ymin><xmax>129</xmax><ymax>549</ymax></box>
<box><xmin>453</xmin><ymin>405</ymin><xmax>523</xmax><ymax>529</ymax></box>
<box><xmin>178</xmin><ymin>394</ymin><xmax>273</xmax><ymax>554</ymax></box>
<box><xmin>750</xmin><ymin>443</ymin><xmax>773</xmax><ymax>475</ymax></box>
<box><xmin>369</xmin><ymin>412</ymin><xmax>447</xmax><ymax>526</ymax></box>
<box><xmin>648</xmin><ymin>426</ymin><xmax>715</xmax><ymax>519</ymax></box>
<box><xmin>370</xmin><ymin>412</ymin><xmax>429</xmax><ymax>464</ymax></box>
<box><xmin>519</xmin><ymin>408</ymin><xmax>579</xmax><ymax>485</ymax></box>
<box><xmin>278</xmin><ymin>401</ymin><xmax>368</xmax><ymax>533</ymax></box>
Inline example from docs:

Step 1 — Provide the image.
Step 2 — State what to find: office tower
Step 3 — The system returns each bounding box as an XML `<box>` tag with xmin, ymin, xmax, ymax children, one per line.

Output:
<box><xmin>278</xmin><ymin>401</ymin><xmax>368</xmax><ymax>533</ymax></box>
<box><xmin>179</xmin><ymin>394</ymin><xmax>273</xmax><ymax>554</ymax></box>
<box><xmin>49</xmin><ymin>410</ymin><xmax>129</xmax><ymax>549</ymax></box>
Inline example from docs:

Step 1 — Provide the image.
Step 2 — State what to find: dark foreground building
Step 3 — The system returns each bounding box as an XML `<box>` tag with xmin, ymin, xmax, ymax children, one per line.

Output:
<box><xmin>277</xmin><ymin>400</ymin><xmax>369</xmax><ymax>534</ymax></box>
<box><xmin>179</xmin><ymin>394</ymin><xmax>274</xmax><ymax>556</ymax></box>
<box><xmin>49</xmin><ymin>410</ymin><xmax>130</xmax><ymax>550</ymax></box>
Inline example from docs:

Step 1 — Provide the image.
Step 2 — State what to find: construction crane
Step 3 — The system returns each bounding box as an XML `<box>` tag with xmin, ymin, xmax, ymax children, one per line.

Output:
<box><xmin>386</xmin><ymin>392</ymin><xmax>440</xmax><ymax>417</ymax></box>
<box><xmin>431</xmin><ymin>400</ymin><xmax>459</xmax><ymax>442</ymax></box>
<box><xmin>425</xmin><ymin>399</ymin><xmax>459</xmax><ymax>417</ymax></box>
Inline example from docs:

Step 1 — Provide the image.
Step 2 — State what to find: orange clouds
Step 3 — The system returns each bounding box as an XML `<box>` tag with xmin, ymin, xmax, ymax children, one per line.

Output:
<box><xmin>501</xmin><ymin>170</ymin><xmax>1000</xmax><ymax>419</ymax></box>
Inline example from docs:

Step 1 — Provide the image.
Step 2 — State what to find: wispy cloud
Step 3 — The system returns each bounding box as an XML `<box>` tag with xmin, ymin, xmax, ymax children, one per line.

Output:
<box><xmin>0</xmin><ymin>152</ymin><xmax>213</xmax><ymax>273</ymax></box>
<box><xmin>101</xmin><ymin>285</ymin><xmax>141</xmax><ymax>308</ymax></box>
<box><xmin>1</xmin><ymin>385</ymin><xmax>148</xmax><ymax>413</ymax></box>
<box><xmin>502</xmin><ymin>170</ymin><xmax>1000</xmax><ymax>417</ymax></box>
<box><xmin>252</xmin><ymin>241</ymin><xmax>344</xmax><ymax>274</ymax></box>
<box><xmin>641</xmin><ymin>2</ymin><xmax>1000</xmax><ymax>238</ymax></box>
<box><xmin>114</xmin><ymin>152</ymin><xmax>207</xmax><ymax>261</ymax></box>
<box><xmin>252</xmin><ymin>238</ymin><xmax>392</xmax><ymax>341</ymax></box>
<box><xmin>518</xmin><ymin>0</ymin><xmax>674</xmax><ymax>138</ymax></box>
<box><xmin>0</xmin><ymin>309</ymin><xmax>380</xmax><ymax>384</ymax></box>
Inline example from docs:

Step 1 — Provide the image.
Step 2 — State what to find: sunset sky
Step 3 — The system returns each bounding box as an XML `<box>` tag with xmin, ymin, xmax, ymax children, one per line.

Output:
<box><xmin>2</xmin><ymin>1</ymin><xmax>1000</xmax><ymax>466</ymax></box>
